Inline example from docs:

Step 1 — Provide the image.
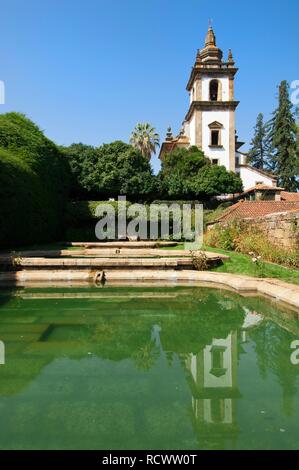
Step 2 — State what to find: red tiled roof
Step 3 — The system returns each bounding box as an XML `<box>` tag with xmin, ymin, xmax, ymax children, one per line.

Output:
<box><xmin>281</xmin><ymin>191</ymin><xmax>299</xmax><ymax>202</ymax></box>
<box><xmin>243</xmin><ymin>184</ymin><xmax>284</xmax><ymax>192</ymax></box>
<box><xmin>210</xmin><ymin>200</ymin><xmax>299</xmax><ymax>224</ymax></box>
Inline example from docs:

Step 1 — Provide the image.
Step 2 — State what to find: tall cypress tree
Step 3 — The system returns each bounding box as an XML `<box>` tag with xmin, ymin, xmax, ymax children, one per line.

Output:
<box><xmin>269</xmin><ymin>81</ymin><xmax>298</xmax><ymax>191</ymax></box>
<box><xmin>295</xmin><ymin>118</ymin><xmax>299</xmax><ymax>180</ymax></box>
<box><xmin>248</xmin><ymin>113</ymin><xmax>270</xmax><ymax>170</ymax></box>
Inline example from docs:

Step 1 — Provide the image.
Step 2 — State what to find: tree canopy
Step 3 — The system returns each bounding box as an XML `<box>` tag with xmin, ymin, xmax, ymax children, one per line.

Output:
<box><xmin>130</xmin><ymin>123</ymin><xmax>160</xmax><ymax>161</ymax></box>
<box><xmin>63</xmin><ymin>141</ymin><xmax>157</xmax><ymax>201</ymax></box>
<box><xmin>269</xmin><ymin>81</ymin><xmax>298</xmax><ymax>190</ymax></box>
<box><xmin>159</xmin><ymin>146</ymin><xmax>243</xmax><ymax>199</ymax></box>
<box><xmin>248</xmin><ymin>113</ymin><xmax>272</xmax><ymax>170</ymax></box>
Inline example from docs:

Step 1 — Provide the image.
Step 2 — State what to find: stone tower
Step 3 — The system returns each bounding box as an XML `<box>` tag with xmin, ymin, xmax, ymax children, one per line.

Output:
<box><xmin>183</xmin><ymin>26</ymin><xmax>239</xmax><ymax>172</ymax></box>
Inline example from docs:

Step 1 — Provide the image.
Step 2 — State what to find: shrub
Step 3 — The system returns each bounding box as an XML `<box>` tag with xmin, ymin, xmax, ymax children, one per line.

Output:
<box><xmin>191</xmin><ymin>251</ymin><xmax>209</xmax><ymax>271</ymax></box>
<box><xmin>0</xmin><ymin>113</ymin><xmax>70</xmax><ymax>247</ymax></box>
<box><xmin>205</xmin><ymin>222</ymin><xmax>299</xmax><ymax>269</ymax></box>
<box><xmin>66</xmin><ymin>200</ymin><xmax>132</xmax><ymax>226</ymax></box>
<box><xmin>205</xmin><ymin>222</ymin><xmax>241</xmax><ymax>251</ymax></box>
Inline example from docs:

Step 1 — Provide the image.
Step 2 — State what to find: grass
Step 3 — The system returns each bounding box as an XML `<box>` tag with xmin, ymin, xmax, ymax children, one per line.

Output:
<box><xmin>205</xmin><ymin>245</ymin><xmax>299</xmax><ymax>285</ymax></box>
<box><xmin>163</xmin><ymin>243</ymin><xmax>299</xmax><ymax>285</ymax></box>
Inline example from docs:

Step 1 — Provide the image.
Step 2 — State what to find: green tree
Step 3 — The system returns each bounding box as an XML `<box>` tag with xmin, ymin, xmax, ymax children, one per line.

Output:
<box><xmin>63</xmin><ymin>141</ymin><xmax>156</xmax><ymax>201</ymax></box>
<box><xmin>192</xmin><ymin>165</ymin><xmax>243</xmax><ymax>197</ymax></box>
<box><xmin>159</xmin><ymin>146</ymin><xmax>243</xmax><ymax>199</ymax></box>
<box><xmin>130</xmin><ymin>123</ymin><xmax>160</xmax><ymax>161</ymax></box>
<box><xmin>248</xmin><ymin>113</ymin><xmax>271</xmax><ymax>170</ymax></box>
<box><xmin>268</xmin><ymin>81</ymin><xmax>298</xmax><ymax>191</ymax></box>
<box><xmin>296</xmin><ymin>126</ymin><xmax>299</xmax><ymax>179</ymax></box>
<box><xmin>295</xmin><ymin>114</ymin><xmax>299</xmax><ymax>182</ymax></box>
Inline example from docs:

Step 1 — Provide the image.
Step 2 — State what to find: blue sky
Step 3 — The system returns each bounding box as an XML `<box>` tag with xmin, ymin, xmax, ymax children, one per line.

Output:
<box><xmin>0</xmin><ymin>0</ymin><xmax>298</xmax><ymax>173</ymax></box>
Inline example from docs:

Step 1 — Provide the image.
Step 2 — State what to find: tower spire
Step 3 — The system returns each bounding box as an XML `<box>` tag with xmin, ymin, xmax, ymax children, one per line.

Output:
<box><xmin>228</xmin><ymin>49</ymin><xmax>235</xmax><ymax>65</ymax></box>
<box><xmin>200</xmin><ymin>23</ymin><xmax>222</xmax><ymax>63</ymax></box>
<box><xmin>205</xmin><ymin>22</ymin><xmax>216</xmax><ymax>47</ymax></box>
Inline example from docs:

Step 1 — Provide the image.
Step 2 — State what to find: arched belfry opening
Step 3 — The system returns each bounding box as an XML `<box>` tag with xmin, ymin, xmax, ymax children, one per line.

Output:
<box><xmin>209</xmin><ymin>79</ymin><xmax>220</xmax><ymax>101</ymax></box>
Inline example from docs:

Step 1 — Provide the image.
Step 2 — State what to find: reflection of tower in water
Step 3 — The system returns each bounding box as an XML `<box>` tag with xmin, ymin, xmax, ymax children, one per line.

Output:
<box><xmin>185</xmin><ymin>332</ymin><xmax>241</xmax><ymax>448</ymax></box>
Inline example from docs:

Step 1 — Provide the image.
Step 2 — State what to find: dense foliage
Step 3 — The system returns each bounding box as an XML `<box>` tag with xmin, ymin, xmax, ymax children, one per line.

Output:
<box><xmin>158</xmin><ymin>146</ymin><xmax>243</xmax><ymax>199</ymax></box>
<box><xmin>248</xmin><ymin>113</ymin><xmax>271</xmax><ymax>170</ymax></box>
<box><xmin>205</xmin><ymin>221</ymin><xmax>299</xmax><ymax>269</ymax></box>
<box><xmin>62</xmin><ymin>141</ymin><xmax>157</xmax><ymax>201</ymax></box>
<box><xmin>0</xmin><ymin>113</ymin><xmax>70</xmax><ymax>247</ymax></box>
<box><xmin>130</xmin><ymin>122</ymin><xmax>160</xmax><ymax>161</ymax></box>
<box><xmin>250</xmin><ymin>81</ymin><xmax>299</xmax><ymax>191</ymax></box>
<box><xmin>268</xmin><ymin>81</ymin><xmax>298</xmax><ymax>191</ymax></box>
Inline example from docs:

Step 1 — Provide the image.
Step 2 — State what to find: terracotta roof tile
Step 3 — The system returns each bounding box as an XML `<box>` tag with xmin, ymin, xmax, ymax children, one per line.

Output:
<box><xmin>281</xmin><ymin>191</ymin><xmax>299</xmax><ymax>202</ymax></box>
<box><xmin>211</xmin><ymin>200</ymin><xmax>299</xmax><ymax>224</ymax></box>
<box><xmin>243</xmin><ymin>184</ymin><xmax>284</xmax><ymax>192</ymax></box>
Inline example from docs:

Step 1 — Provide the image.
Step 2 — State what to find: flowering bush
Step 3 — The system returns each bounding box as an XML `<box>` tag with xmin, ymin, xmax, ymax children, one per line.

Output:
<box><xmin>205</xmin><ymin>221</ymin><xmax>241</xmax><ymax>250</ymax></box>
<box><xmin>205</xmin><ymin>222</ymin><xmax>299</xmax><ymax>269</ymax></box>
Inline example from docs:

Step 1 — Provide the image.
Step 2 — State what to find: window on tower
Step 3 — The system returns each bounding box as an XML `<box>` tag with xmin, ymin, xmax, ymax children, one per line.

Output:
<box><xmin>208</xmin><ymin>121</ymin><xmax>223</xmax><ymax>147</ymax></box>
<box><xmin>211</xmin><ymin>130</ymin><xmax>220</xmax><ymax>146</ymax></box>
<box><xmin>210</xmin><ymin>80</ymin><xmax>219</xmax><ymax>101</ymax></box>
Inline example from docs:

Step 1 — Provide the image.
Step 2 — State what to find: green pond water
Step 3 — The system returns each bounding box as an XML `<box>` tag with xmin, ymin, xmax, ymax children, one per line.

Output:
<box><xmin>0</xmin><ymin>285</ymin><xmax>299</xmax><ymax>450</ymax></box>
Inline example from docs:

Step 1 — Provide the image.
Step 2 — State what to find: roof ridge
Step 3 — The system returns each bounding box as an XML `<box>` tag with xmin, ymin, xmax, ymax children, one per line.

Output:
<box><xmin>242</xmin><ymin>200</ymin><xmax>299</xmax><ymax>204</ymax></box>
<box><xmin>213</xmin><ymin>200</ymin><xmax>243</xmax><ymax>222</ymax></box>
<box><xmin>239</xmin><ymin>164</ymin><xmax>277</xmax><ymax>179</ymax></box>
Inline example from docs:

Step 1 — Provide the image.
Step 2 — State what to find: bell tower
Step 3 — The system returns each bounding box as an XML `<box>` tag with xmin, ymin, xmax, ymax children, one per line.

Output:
<box><xmin>183</xmin><ymin>26</ymin><xmax>239</xmax><ymax>172</ymax></box>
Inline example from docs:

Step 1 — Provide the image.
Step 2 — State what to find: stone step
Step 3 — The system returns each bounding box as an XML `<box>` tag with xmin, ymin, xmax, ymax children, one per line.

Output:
<box><xmin>0</xmin><ymin>257</ymin><xmax>194</xmax><ymax>269</ymax></box>
<box><xmin>0</xmin><ymin>249</ymin><xmax>230</xmax><ymax>260</ymax></box>
<box><xmin>66</xmin><ymin>241</ymin><xmax>179</xmax><ymax>248</ymax></box>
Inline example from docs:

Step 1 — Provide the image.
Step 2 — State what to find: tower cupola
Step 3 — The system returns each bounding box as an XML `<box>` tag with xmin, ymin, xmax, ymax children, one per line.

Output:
<box><xmin>205</xmin><ymin>26</ymin><xmax>216</xmax><ymax>47</ymax></box>
<box><xmin>199</xmin><ymin>26</ymin><xmax>223</xmax><ymax>65</ymax></box>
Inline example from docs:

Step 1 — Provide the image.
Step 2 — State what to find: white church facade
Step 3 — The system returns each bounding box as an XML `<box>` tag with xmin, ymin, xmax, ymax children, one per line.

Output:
<box><xmin>159</xmin><ymin>26</ymin><xmax>277</xmax><ymax>191</ymax></box>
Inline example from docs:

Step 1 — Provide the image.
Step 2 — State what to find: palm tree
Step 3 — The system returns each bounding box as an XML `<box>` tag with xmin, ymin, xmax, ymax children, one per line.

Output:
<box><xmin>130</xmin><ymin>123</ymin><xmax>160</xmax><ymax>161</ymax></box>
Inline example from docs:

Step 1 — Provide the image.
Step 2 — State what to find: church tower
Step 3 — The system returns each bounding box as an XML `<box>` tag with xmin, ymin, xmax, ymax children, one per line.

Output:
<box><xmin>183</xmin><ymin>26</ymin><xmax>239</xmax><ymax>172</ymax></box>
<box><xmin>159</xmin><ymin>25</ymin><xmax>278</xmax><ymax>191</ymax></box>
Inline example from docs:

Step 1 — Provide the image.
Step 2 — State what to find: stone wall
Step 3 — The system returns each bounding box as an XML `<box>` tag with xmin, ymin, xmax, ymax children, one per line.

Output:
<box><xmin>248</xmin><ymin>211</ymin><xmax>299</xmax><ymax>249</ymax></box>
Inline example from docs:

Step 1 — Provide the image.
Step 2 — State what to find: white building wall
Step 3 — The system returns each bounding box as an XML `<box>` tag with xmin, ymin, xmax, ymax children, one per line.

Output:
<box><xmin>203</xmin><ymin>335</ymin><xmax>233</xmax><ymax>389</ymax></box>
<box><xmin>189</xmin><ymin>113</ymin><xmax>196</xmax><ymax>146</ymax></box>
<box><xmin>202</xmin><ymin>76</ymin><xmax>229</xmax><ymax>101</ymax></box>
<box><xmin>237</xmin><ymin>165</ymin><xmax>276</xmax><ymax>191</ymax></box>
<box><xmin>184</xmin><ymin>120</ymin><xmax>190</xmax><ymax>140</ymax></box>
<box><xmin>204</xmin><ymin>399</ymin><xmax>233</xmax><ymax>424</ymax></box>
<box><xmin>202</xmin><ymin>110</ymin><xmax>230</xmax><ymax>170</ymax></box>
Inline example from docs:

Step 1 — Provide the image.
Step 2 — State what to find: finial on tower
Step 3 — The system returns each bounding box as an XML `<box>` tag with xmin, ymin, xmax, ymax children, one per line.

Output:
<box><xmin>195</xmin><ymin>49</ymin><xmax>202</xmax><ymax>66</ymax></box>
<box><xmin>228</xmin><ymin>49</ymin><xmax>235</xmax><ymax>65</ymax></box>
<box><xmin>166</xmin><ymin>126</ymin><xmax>173</xmax><ymax>141</ymax></box>
<box><xmin>205</xmin><ymin>20</ymin><xmax>216</xmax><ymax>47</ymax></box>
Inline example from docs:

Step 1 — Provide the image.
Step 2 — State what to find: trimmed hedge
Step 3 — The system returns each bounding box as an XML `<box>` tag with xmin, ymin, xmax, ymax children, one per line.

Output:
<box><xmin>0</xmin><ymin>113</ymin><xmax>70</xmax><ymax>247</ymax></box>
<box><xmin>66</xmin><ymin>200</ymin><xmax>198</xmax><ymax>242</ymax></box>
<box><xmin>66</xmin><ymin>200</ymin><xmax>132</xmax><ymax>226</ymax></box>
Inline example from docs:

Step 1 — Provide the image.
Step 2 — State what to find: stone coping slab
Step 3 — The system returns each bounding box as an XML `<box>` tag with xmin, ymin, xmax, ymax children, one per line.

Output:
<box><xmin>0</xmin><ymin>249</ymin><xmax>229</xmax><ymax>260</ymax></box>
<box><xmin>0</xmin><ymin>257</ymin><xmax>194</xmax><ymax>268</ymax></box>
<box><xmin>0</xmin><ymin>270</ymin><xmax>298</xmax><ymax>310</ymax></box>
<box><xmin>67</xmin><ymin>241</ymin><xmax>179</xmax><ymax>248</ymax></box>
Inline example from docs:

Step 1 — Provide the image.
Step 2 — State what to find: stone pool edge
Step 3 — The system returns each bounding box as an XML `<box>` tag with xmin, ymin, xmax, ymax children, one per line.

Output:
<box><xmin>0</xmin><ymin>269</ymin><xmax>299</xmax><ymax>310</ymax></box>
